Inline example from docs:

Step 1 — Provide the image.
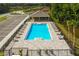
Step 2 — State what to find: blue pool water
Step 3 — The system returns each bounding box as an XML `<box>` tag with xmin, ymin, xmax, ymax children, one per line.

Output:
<box><xmin>25</xmin><ymin>24</ymin><xmax>51</xmax><ymax>40</ymax></box>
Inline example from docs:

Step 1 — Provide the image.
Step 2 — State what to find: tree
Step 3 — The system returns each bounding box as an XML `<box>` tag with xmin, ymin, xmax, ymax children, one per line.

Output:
<box><xmin>50</xmin><ymin>3</ymin><xmax>79</xmax><ymax>55</ymax></box>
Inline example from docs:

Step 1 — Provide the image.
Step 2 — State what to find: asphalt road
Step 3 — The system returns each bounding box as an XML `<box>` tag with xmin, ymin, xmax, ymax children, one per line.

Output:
<box><xmin>0</xmin><ymin>15</ymin><xmax>27</xmax><ymax>41</ymax></box>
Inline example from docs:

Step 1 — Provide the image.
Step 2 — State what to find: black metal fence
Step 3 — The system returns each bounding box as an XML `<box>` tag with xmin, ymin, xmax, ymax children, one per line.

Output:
<box><xmin>4</xmin><ymin>48</ymin><xmax>73</xmax><ymax>56</ymax></box>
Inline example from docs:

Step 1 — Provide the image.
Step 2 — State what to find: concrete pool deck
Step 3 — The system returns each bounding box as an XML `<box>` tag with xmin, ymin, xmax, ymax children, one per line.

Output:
<box><xmin>12</xmin><ymin>22</ymin><xmax>70</xmax><ymax>50</ymax></box>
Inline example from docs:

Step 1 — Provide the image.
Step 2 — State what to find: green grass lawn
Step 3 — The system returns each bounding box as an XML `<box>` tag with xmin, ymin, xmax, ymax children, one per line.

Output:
<box><xmin>0</xmin><ymin>16</ymin><xmax>7</xmax><ymax>22</ymax></box>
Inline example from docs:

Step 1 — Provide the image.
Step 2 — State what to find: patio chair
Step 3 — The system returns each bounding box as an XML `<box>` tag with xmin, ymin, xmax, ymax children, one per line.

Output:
<box><xmin>58</xmin><ymin>35</ymin><xmax>64</xmax><ymax>40</ymax></box>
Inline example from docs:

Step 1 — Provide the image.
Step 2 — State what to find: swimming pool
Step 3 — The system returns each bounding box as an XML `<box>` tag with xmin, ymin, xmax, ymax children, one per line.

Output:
<box><xmin>25</xmin><ymin>23</ymin><xmax>51</xmax><ymax>40</ymax></box>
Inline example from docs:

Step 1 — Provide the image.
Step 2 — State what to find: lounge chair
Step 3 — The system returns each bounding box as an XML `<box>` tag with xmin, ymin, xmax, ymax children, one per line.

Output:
<box><xmin>58</xmin><ymin>35</ymin><xmax>64</xmax><ymax>40</ymax></box>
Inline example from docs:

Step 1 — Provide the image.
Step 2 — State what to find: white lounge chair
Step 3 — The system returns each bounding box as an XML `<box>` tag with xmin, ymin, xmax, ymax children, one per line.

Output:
<box><xmin>58</xmin><ymin>35</ymin><xmax>64</xmax><ymax>40</ymax></box>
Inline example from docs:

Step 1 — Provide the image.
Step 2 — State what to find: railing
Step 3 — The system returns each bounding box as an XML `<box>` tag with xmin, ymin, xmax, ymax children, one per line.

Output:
<box><xmin>4</xmin><ymin>48</ymin><xmax>73</xmax><ymax>56</ymax></box>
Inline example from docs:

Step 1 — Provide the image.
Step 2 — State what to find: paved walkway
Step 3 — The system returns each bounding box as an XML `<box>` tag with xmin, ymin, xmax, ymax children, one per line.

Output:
<box><xmin>0</xmin><ymin>15</ymin><xmax>27</xmax><ymax>41</ymax></box>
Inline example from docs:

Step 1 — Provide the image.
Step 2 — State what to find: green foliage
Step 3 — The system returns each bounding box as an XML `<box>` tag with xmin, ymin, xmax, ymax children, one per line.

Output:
<box><xmin>0</xmin><ymin>4</ymin><xmax>44</xmax><ymax>14</ymax></box>
<box><xmin>0</xmin><ymin>4</ymin><xmax>10</xmax><ymax>14</ymax></box>
<box><xmin>50</xmin><ymin>3</ymin><xmax>79</xmax><ymax>55</ymax></box>
<box><xmin>50</xmin><ymin>3</ymin><xmax>79</xmax><ymax>26</ymax></box>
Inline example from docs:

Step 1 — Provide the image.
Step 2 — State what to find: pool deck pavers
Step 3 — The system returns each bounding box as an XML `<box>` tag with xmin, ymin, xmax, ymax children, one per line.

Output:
<box><xmin>11</xmin><ymin>22</ymin><xmax>72</xmax><ymax>56</ymax></box>
<box><xmin>12</xmin><ymin>22</ymin><xmax>70</xmax><ymax>50</ymax></box>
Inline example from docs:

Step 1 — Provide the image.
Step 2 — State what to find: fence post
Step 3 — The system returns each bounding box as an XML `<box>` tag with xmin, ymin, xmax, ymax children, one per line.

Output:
<box><xmin>58</xmin><ymin>49</ymin><xmax>59</xmax><ymax>56</ymax></box>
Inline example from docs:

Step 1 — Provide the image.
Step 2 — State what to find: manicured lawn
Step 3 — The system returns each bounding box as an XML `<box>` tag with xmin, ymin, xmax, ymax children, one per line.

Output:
<box><xmin>0</xmin><ymin>16</ymin><xmax>7</xmax><ymax>22</ymax></box>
